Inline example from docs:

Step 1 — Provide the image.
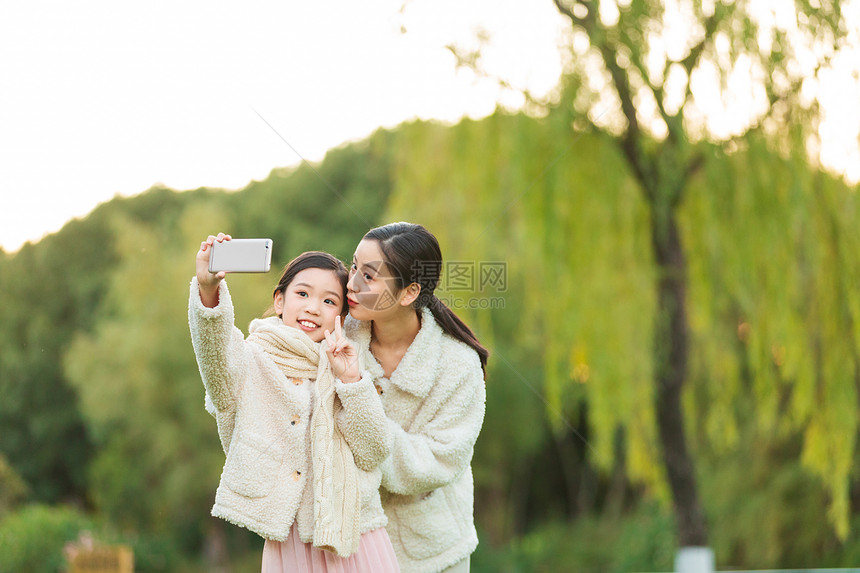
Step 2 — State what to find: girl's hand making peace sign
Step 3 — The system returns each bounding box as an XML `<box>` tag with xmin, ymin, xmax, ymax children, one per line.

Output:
<box><xmin>324</xmin><ymin>316</ymin><xmax>361</xmax><ymax>384</ymax></box>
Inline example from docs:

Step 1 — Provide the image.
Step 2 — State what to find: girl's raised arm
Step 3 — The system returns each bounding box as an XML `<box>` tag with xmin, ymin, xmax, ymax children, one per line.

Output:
<box><xmin>196</xmin><ymin>233</ymin><xmax>231</xmax><ymax>308</ymax></box>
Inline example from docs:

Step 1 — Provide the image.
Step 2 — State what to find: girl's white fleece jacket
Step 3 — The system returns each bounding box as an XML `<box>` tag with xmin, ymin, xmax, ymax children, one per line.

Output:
<box><xmin>188</xmin><ymin>278</ymin><xmax>391</xmax><ymax>543</ymax></box>
<box><xmin>344</xmin><ymin>308</ymin><xmax>487</xmax><ymax>573</ymax></box>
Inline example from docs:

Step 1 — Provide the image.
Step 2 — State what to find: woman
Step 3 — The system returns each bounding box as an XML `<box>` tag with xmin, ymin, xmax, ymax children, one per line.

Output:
<box><xmin>343</xmin><ymin>222</ymin><xmax>488</xmax><ymax>573</ymax></box>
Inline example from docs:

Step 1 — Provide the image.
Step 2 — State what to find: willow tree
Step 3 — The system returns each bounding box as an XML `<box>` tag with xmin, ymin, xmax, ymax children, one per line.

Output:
<box><xmin>436</xmin><ymin>0</ymin><xmax>852</xmax><ymax>549</ymax></box>
<box><xmin>543</xmin><ymin>0</ymin><xmax>852</xmax><ymax>548</ymax></box>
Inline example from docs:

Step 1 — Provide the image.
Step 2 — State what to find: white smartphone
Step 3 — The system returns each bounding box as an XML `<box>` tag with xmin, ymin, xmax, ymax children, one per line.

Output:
<box><xmin>209</xmin><ymin>238</ymin><xmax>273</xmax><ymax>273</ymax></box>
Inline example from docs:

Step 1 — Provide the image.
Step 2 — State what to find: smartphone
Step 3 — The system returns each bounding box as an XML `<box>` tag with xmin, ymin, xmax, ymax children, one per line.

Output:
<box><xmin>209</xmin><ymin>238</ymin><xmax>273</xmax><ymax>273</ymax></box>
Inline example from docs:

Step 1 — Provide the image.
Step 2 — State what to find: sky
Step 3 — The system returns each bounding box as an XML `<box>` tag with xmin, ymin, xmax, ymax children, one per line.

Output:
<box><xmin>1</xmin><ymin>1</ymin><xmax>858</xmax><ymax>253</ymax></box>
<box><xmin>0</xmin><ymin>0</ymin><xmax>567</xmax><ymax>252</ymax></box>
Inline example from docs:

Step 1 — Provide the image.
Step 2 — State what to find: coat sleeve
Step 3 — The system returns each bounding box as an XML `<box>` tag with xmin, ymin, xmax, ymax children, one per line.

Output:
<box><xmin>188</xmin><ymin>277</ymin><xmax>251</xmax><ymax>413</ymax></box>
<box><xmin>335</xmin><ymin>373</ymin><xmax>392</xmax><ymax>472</ymax></box>
<box><xmin>380</xmin><ymin>353</ymin><xmax>486</xmax><ymax>496</ymax></box>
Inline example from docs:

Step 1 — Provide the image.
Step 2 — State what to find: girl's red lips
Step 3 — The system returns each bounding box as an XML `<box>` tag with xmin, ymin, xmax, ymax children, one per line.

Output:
<box><xmin>347</xmin><ymin>298</ymin><xmax>358</xmax><ymax>307</ymax></box>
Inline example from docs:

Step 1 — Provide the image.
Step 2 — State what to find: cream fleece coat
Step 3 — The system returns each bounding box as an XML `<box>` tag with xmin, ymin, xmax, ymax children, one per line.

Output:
<box><xmin>344</xmin><ymin>308</ymin><xmax>487</xmax><ymax>573</ymax></box>
<box><xmin>245</xmin><ymin>316</ymin><xmax>360</xmax><ymax>557</ymax></box>
<box><xmin>188</xmin><ymin>278</ymin><xmax>391</xmax><ymax>546</ymax></box>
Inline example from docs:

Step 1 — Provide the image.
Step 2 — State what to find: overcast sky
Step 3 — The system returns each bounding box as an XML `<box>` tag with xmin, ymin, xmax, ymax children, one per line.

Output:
<box><xmin>0</xmin><ymin>0</ymin><xmax>566</xmax><ymax>252</ymax></box>
<box><xmin>2</xmin><ymin>1</ymin><xmax>858</xmax><ymax>253</ymax></box>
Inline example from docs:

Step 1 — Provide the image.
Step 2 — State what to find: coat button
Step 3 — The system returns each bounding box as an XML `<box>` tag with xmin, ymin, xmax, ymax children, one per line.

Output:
<box><xmin>291</xmin><ymin>378</ymin><xmax>303</xmax><ymax>386</ymax></box>
<box><xmin>375</xmin><ymin>385</ymin><xmax>383</xmax><ymax>395</ymax></box>
<box><xmin>290</xmin><ymin>415</ymin><xmax>300</xmax><ymax>426</ymax></box>
<box><xmin>292</xmin><ymin>470</ymin><xmax>301</xmax><ymax>481</ymax></box>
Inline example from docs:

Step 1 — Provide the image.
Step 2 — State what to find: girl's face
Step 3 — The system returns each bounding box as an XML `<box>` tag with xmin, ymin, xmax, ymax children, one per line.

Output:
<box><xmin>347</xmin><ymin>239</ymin><xmax>408</xmax><ymax>321</ymax></box>
<box><xmin>273</xmin><ymin>267</ymin><xmax>344</xmax><ymax>342</ymax></box>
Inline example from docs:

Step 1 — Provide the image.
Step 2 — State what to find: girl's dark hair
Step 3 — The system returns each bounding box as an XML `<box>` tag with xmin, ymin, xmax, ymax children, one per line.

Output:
<box><xmin>364</xmin><ymin>222</ymin><xmax>489</xmax><ymax>375</ymax></box>
<box><xmin>269</xmin><ymin>251</ymin><xmax>349</xmax><ymax>316</ymax></box>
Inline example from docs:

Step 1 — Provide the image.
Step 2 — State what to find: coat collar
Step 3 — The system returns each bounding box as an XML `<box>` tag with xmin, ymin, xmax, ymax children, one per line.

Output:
<box><xmin>344</xmin><ymin>307</ymin><xmax>442</xmax><ymax>398</ymax></box>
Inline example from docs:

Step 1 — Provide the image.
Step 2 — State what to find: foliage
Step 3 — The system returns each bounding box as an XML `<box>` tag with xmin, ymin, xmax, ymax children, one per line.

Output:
<box><xmin>384</xmin><ymin>108</ymin><xmax>860</xmax><ymax>563</ymax></box>
<box><xmin>0</xmin><ymin>454</ymin><xmax>28</xmax><ymax>519</ymax></box>
<box><xmin>63</xmin><ymin>208</ymin><xmax>228</xmax><ymax>540</ymax></box>
<box><xmin>472</xmin><ymin>500</ymin><xmax>676</xmax><ymax>573</ymax></box>
<box><xmin>0</xmin><ymin>503</ymin><xmax>189</xmax><ymax>573</ymax></box>
<box><xmin>546</xmin><ymin>0</ymin><xmax>850</xmax><ymax>547</ymax></box>
<box><xmin>441</xmin><ymin>0</ymin><xmax>854</xmax><ymax>545</ymax></box>
<box><xmin>0</xmin><ymin>504</ymin><xmax>99</xmax><ymax>573</ymax></box>
<box><xmin>1</xmin><ymin>89</ymin><xmax>859</xmax><ymax>570</ymax></box>
<box><xmin>0</xmin><ymin>185</ymin><xmax>215</xmax><ymax>503</ymax></box>
<box><xmin>683</xmin><ymin>132</ymin><xmax>860</xmax><ymax>538</ymax></box>
<box><xmin>701</xmin><ymin>431</ymin><xmax>839</xmax><ymax>569</ymax></box>
<box><xmin>0</xmin><ymin>220</ymin><xmax>108</xmax><ymax>502</ymax></box>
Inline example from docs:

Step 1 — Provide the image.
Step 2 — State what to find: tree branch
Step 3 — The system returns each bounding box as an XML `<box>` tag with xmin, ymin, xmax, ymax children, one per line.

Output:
<box><xmin>599</xmin><ymin>43</ymin><xmax>657</xmax><ymax>200</ymax></box>
<box><xmin>552</xmin><ymin>0</ymin><xmax>586</xmax><ymax>26</ymax></box>
<box><xmin>617</xmin><ymin>28</ymin><xmax>678</xmax><ymax>143</ymax></box>
<box><xmin>719</xmin><ymin>56</ymin><xmax>826</xmax><ymax>151</ymax></box>
<box><xmin>572</xmin><ymin>1</ymin><xmax>657</xmax><ymax>200</ymax></box>
<box><xmin>445</xmin><ymin>44</ymin><xmax>552</xmax><ymax>111</ymax></box>
<box><xmin>677</xmin><ymin>3</ymin><xmax>735</xmax><ymax>108</ymax></box>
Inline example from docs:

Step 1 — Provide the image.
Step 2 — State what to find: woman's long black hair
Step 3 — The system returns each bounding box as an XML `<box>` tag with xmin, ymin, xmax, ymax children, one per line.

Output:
<box><xmin>364</xmin><ymin>222</ymin><xmax>489</xmax><ymax>376</ymax></box>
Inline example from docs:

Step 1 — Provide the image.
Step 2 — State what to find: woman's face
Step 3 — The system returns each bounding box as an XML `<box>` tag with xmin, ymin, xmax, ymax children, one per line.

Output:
<box><xmin>274</xmin><ymin>267</ymin><xmax>344</xmax><ymax>342</ymax></box>
<box><xmin>347</xmin><ymin>239</ymin><xmax>405</xmax><ymax>321</ymax></box>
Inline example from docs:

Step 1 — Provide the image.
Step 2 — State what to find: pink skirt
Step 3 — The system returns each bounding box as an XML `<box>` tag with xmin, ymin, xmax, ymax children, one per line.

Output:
<box><xmin>261</xmin><ymin>523</ymin><xmax>400</xmax><ymax>573</ymax></box>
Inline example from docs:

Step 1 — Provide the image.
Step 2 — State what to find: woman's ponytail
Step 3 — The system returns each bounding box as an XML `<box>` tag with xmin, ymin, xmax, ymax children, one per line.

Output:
<box><xmin>427</xmin><ymin>295</ymin><xmax>489</xmax><ymax>375</ymax></box>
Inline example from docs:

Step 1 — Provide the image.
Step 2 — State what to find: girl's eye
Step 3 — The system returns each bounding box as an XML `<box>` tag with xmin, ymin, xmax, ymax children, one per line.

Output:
<box><xmin>363</xmin><ymin>273</ymin><xmax>373</xmax><ymax>281</ymax></box>
<box><xmin>324</xmin><ymin>299</ymin><xmax>336</xmax><ymax>306</ymax></box>
<box><xmin>297</xmin><ymin>291</ymin><xmax>308</xmax><ymax>297</ymax></box>
<box><xmin>350</xmin><ymin>262</ymin><xmax>357</xmax><ymax>270</ymax></box>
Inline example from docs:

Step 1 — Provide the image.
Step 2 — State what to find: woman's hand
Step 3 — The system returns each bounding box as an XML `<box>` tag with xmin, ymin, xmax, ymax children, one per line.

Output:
<box><xmin>196</xmin><ymin>233</ymin><xmax>231</xmax><ymax>308</ymax></box>
<box><xmin>325</xmin><ymin>316</ymin><xmax>361</xmax><ymax>383</ymax></box>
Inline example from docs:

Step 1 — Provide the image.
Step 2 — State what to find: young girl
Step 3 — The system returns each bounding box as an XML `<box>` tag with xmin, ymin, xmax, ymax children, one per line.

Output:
<box><xmin>188</xmin><ymin>233</ymin><xmax>400</xmax><ymax>572</ymax></box>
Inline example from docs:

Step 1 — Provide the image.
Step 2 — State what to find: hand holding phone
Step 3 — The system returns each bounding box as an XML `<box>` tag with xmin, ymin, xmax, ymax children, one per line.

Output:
<box><xmin>195</xmin><ymin>234</ymin><xmax>273</xmax><ymax>308</ymax></box>
<box><xmin>208</xmin><ymin>238</ymin><xmax>273</xmax><ymax>273</ymax></box>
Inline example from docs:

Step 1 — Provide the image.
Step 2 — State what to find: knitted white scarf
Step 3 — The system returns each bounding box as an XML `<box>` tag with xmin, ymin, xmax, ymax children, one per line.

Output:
<box><xmin>247</xmin><ymin>317</ymin><xmax>361</xmax><ymax>557</ymax></box>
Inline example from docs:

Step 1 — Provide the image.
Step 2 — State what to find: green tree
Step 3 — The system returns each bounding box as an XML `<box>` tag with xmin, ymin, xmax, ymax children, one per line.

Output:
<box><xmin>683</xmin><ymin>133</ymin><xmax>860</xmax><ymax>548</ymax></box>
<box><xmin>0</xmin><ymin>505</ymin><xmax>99</xmax><ymax>573</ymax></box>
<box><xmin>62</xmin><ymin>207</ymin><xmax>240</xmax><ymax>545</ymax></box>
<box><xmin>0</xmin><ymin>454</ymin><xmax>28</xmax><ymax>519</ymax></box>
<box><xmin>0</xmin><ymin>184</ymin><xmax>219</xmax><ymax>504</ymax></box>
<box><xmin>384</xmin><ymin>100</ymin><xmax>860</xmax><ymax>566</ymax></box>
<box><xmin>436</xmin><ymin>0</ymin><xmax>853</xmax><ymax>547</ymax></box>
<box><xmin>0</xmin><ymin>217</ymin><xmax>115</xmax><ymax>502</ymax></box>
<box><xmin>545</xmin><ymin>0</ymin><xmax>851</xmax><ymax>547</ymax></box>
